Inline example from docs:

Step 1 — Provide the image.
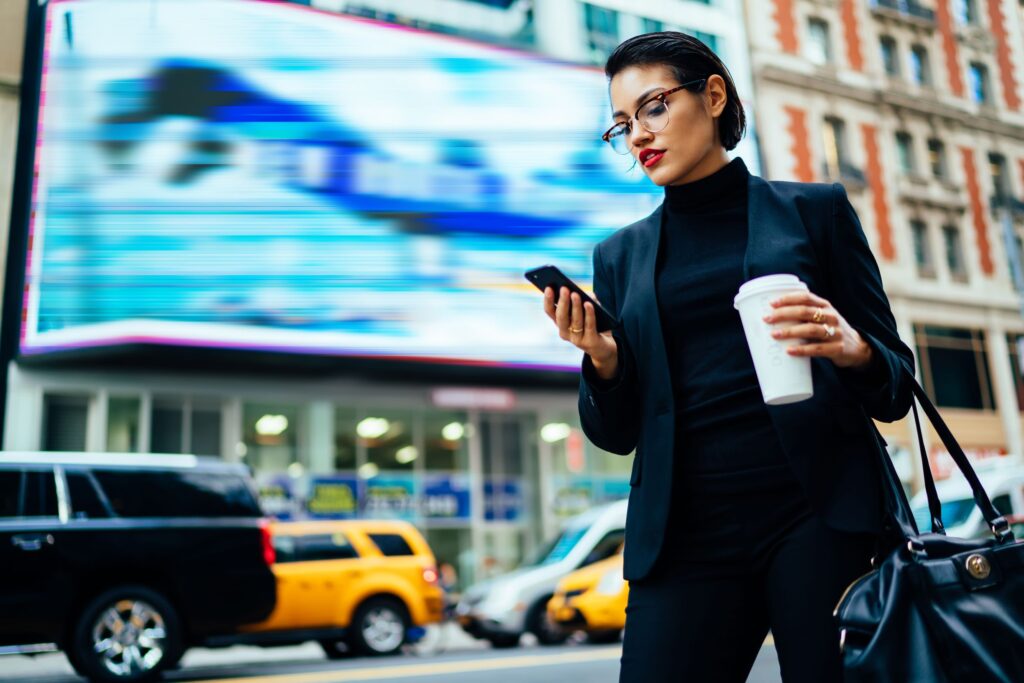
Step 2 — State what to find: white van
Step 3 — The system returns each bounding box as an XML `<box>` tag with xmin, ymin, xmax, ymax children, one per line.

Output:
<box><xmin>910</xmin><ymin>458</ymin><xmax>1023</xmax><ymax>538</ymax></box>
<box><xmin>454</xmin><ymin>498</ymin><xmax>627</xmax><ymax>648</ymax></box>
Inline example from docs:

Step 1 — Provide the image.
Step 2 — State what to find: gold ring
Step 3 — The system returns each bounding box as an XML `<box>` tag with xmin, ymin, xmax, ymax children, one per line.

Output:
<box><xmin>570</xmin><ymin>327</ymin><xmax>584</xmax><ymax>334</ymax></box>
<box><xmin>812</xmin><ymin>308</ymin><xmax>825</xmax><ymax>323</ymax></box>
<box><xmin>823</xmin><ymin>324</ymin><xmax>836</xmax><ymax>338</ymax></box>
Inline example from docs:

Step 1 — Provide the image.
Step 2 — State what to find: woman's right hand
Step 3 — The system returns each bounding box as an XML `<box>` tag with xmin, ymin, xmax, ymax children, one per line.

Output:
<box><xmin>543</xmin><ymin>286</ymin><xmax>619</xmax><ymax>380</ymax></box>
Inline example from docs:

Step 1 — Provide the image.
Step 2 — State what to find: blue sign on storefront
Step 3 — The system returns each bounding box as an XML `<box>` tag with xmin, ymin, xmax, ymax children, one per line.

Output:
<box><xmin>422</xmin><ymin>474</ymin><xmax>472</xmax><ymax>521</ymax></box>
<box><xmin>363</xmin><ymin>476</ymin><xmax>417</xmax><ymax>520</ymax></box>
<box><xmin>484</xmin><ymin>478</ymin><xmax>523</xmax><ymax>522</ymax></box>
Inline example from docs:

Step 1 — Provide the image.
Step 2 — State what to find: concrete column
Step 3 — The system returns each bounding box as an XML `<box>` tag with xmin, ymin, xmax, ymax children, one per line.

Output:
<box><xmin>467</xmin><ymin>408</ymin><xmax>485</xmax><ymax>587</ymax></box>
<box><xmin>307</xmin><ymin>400</ymin><xmax>335</xmax><ymax>474</ymax></box>
<box><xmin>87</xmin><ymin>390</ymin><xmax>108</xmax><ymax>452</ymax></box>
<box><xmin>533</xmin><ymin>0</ymin><xmax>587</xmax><ymax>63</ymax></box>
<box><xmin>987</xmin><ymin>327</ymin><xmax>1022</xmax><ymax>456</ymax></box>
<box><xmin>221</xmin><ymin>397</ymin><xmax>243</xmax><ymax>463</ymax></box>
<box><xmin>3</xmin><ymin>363</ymin><xmax>42</xmax><ymax>451</ymax></box>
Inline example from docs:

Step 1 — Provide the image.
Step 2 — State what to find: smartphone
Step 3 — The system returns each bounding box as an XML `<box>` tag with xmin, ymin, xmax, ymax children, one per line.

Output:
<box><xmin>524</xmin><ymin>264</ymin><xmax>622</xmax><ymax>332</ymax></box>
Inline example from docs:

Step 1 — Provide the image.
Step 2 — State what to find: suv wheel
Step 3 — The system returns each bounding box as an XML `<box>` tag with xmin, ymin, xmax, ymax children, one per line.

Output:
<box><xmin>526</xmin><ymin>597</ymin><xmax>569</xmax><ymax>646</ymax></box>
<box><xmin>70</xmin><ymin>586</ymin><xmax>182</xmax><ymax>682</ymax></box>
<box><xmin>348</xmin><ymin>597</ymin><xmax>409</xmax><ymax>656</ymax></box>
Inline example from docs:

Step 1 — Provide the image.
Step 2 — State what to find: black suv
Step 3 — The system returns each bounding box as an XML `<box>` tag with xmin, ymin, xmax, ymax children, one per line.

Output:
<box><xmin>0</xmin><ymin>453</ymin><xmax>277</xmax><ymax>682</ymax></box>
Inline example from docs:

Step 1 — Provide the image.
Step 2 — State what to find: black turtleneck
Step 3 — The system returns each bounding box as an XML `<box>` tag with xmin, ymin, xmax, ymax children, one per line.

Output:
<box><xmin>657</xmin><ymin>157</ymin><xmax>795</xmax><ymax>483</ymax></box>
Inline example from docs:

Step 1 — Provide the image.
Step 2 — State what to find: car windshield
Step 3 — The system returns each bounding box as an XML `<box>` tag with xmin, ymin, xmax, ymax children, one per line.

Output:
<box><xmin>912</xmin><ymin>497</ymin><xmax>976</xmax><ymax>532</ymax></box>
<box><xmin>520</xmin><ymin>525</ymin><xmax>589</xmax><ymax>567</ymax></box>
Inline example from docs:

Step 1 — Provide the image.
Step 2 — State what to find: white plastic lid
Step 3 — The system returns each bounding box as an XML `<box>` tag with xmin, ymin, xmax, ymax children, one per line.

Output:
<box><xmin>733</xmin><ymin>274</ymin><xmax>807</xmax><ymax>308</ymax></box>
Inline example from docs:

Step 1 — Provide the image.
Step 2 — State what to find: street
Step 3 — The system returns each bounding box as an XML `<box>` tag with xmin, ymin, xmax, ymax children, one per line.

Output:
<box><xmin>0</xmin><ymin>627</ymin><xmax>784</xmax><ymax>682</ymax></box>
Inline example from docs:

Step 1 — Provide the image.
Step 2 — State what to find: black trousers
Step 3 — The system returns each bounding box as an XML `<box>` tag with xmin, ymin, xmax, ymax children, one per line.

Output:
<box><xmin>619</xmin><ymin>469</ymin><xmax>874</xmax><ymax>683</ymax></box>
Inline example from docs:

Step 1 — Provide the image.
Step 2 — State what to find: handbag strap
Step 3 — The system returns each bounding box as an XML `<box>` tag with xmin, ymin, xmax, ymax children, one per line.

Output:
<box><xmin>910</xmin><ymin>399</ymin><xmax>945</xmax><ymax>534</ymax></box>
<box><xmin>902</xmin><ymin>363</ymin><xmax>1014</xmax><ymax>542</ymax></box>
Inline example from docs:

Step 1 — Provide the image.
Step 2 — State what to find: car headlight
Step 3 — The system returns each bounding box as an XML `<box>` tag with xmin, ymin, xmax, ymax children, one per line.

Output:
<box><xmin>595</xmin><ymin>566</ymin><xmax>625</xmax><ymax>596</ymax></box>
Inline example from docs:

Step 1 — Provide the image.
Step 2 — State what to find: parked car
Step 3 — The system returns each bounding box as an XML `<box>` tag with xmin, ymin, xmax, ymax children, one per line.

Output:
<box><xmin>455</xmin><ymin>498</ymin><xmax>626</xmax><ymax>648</ymax></box>
<box><xmin>232</xmin><ymin>519</ymin><xmax>445</xmax><ymax>657</ymax></box>
<box><xmin>0</xmin><ymin>452</ymin><xmax>276</xmax><ymax>683</ymax></box>
<box><xmin>547</xmin><ymin>547</ymin><xmax>626</xmax><ymax>644</ymax></box>
<box><xmin>910</xmin><ymin>459</ymin><xmax>1024</xmax><ymax>538</ymax></box>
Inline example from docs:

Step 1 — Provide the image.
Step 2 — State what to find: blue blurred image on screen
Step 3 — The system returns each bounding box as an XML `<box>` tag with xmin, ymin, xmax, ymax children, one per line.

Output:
<box><xmin>25</xmin><ymin>0</ymin><xmax>663</xmax><ymax>370</ymax></box>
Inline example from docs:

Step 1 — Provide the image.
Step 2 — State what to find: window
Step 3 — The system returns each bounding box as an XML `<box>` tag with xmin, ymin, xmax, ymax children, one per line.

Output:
<box><xmin>151</xmin><ymin>398</ymin><xmax>221</xmax><ymax>456</ymax></box>
<box><xmin>954</xmin><ymin>0</ymin><xmax>979</xmax><ymax>25</ymax></box>
<box><xmin>580</xmin><ymin>529</ymin><xmax>625</xmax><ymax>567</ymax></box>
<box><xmin>583</xmin><ymin>4</ymin><xmax>620</xmax><ymax>64</ymax></box>
<box><xmin>823</xmin><ymin>116</ymin><xmax>848</xmax><ymax>176</ymax></box>
<box><xmin>42</xmin><ymin>395</ymin><xmax>88</xmax><ymax>452</ymax></box>
<box><xmin>368</xmin><ymin>532</ymin><xmax>415</xmax><ymax>556</ymax></box>
<box><xmin>915</xmin><ymin>325</ymin><xmax>995</xmax><ymax>410</ymax></box>
<box><xmin>243</xmin><ymin>403</ymin><xmax>302</xmax><ymax>475</ymax></box>
<box><xmin>910</xmin><ymin>45</ymin><xmax>931</xmax><ymax>86</ymax></box>
<box><xmin>0</xmin><ymin>471</ymin><xmax>53</xmax><ymax>518</ymax></box>
<box><xmin>1007</xmin><ymin>333</ymin><xmax>1024</xmax><ymax>410</ymax></box>
<box><xmin>361</xmin><ymin>410</ymin><xmax>416</xmax><ymax>471</ymax></box>
<box><xmin>107</xmin><ymin>396</ymin><xmax>140</xmax><ymax>453</ymax></box>
<box><xmin>424</xmin><ymin>410</ymin><xmax>469</xmax><ymax>470</ymax></box>
<box><xmin>93</xmin><ymin>470</ymin><xmax>261</xmax><ymax>517</ymax></box>
<box><xmin>969</xmin><ymin>62</ymin><xmax>990</xmax><ymax>104</ymax></box>
<box><xmin>880</xmin><ymin>36</ymin><xmax>900</xmax><ymax>77</ymax></box>
<box><xmin>896</xmin><ymin>132</ymin><xmax>915</xmax><ymax>175</ymax></box>
<box><xmin>989</xmin><ymin>153</ymin><xmax>1010</xmax><ymax>201</ymax></box>
<box><xmin>334</xmin><ymin>408</ymin><xmax>358</xmax><ymax>470</ymax></box>
<box><xmin>65</xmin><ymin>471</ymin><xmax>110</xmax><ymax>519</ymax></box>
<box><xmin>274</xmin><ymin>533</ymin><xmax>359</xmax><ymax>563</ymax></box>
<box><xmin>942</xmin><ymin>224</ymin><xmax>968</xmax><ymax>282</ymax></box>
<box><xmin>22</xmin><ymin>471</ymin><xmax>58</xmax><ymax>517</ymax></box>
<box><xmin>911</xmin><ymin>220</ymin><xmax>936</xmax><ymax>278</ymax></box>
<box><xmin>0</xmin><ymin>471</ymin><xmax>20</xmax><ymax>517</ymax></box>
<box><xmin>641</xmin><ymin>17</ymin><xmax>663</xmax><ymax>33</ymax></box>
<box><xmin>928</xmin><ymin>138</ymin><xmax>947</xmax><ymax>179</ymax></box>
<box><xmin>806</xmin><ymin>18</ymin><xmax>832</xmax><ymax>65</ymax></box>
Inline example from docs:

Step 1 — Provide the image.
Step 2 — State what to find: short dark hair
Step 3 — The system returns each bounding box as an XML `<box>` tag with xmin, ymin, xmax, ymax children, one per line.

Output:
<box><xmin>605</xmin><ymin>32</ymin><xmax>746</xmax><ymax>151</ymax></box>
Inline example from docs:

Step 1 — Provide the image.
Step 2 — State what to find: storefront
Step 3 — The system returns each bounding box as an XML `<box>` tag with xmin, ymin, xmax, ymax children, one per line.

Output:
<box><xmin>3</xmin><ymin>363</ymin><xmax>631</xmax><ymax>587</ymax></box>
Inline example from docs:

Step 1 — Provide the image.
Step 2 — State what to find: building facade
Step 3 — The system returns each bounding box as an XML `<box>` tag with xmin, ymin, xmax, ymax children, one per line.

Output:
<box><xmin>2</xmin><ymin>0</ymin><xmax>753</xmax><ymax>589</ymax></box>
<box><xmin>745</xmin><ymin>0</ymin><xmax>1024</xmax><ymax>486</ymax></box>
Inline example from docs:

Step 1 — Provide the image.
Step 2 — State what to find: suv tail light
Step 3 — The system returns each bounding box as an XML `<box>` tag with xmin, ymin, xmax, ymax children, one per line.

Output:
<box><xmin>422</xmin><ymin>565</ymin><xmax>439</xmax><ymax>585</ymax></box>
<box><xmin>259</xmin><ymin>519</ymin><xmax>276</xmax><ymax>565</ymax></box>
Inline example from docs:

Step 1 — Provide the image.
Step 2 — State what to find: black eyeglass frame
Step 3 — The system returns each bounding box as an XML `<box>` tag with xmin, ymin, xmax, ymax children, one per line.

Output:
<box><xmin>601</xmin><ymin>78</ymin><xmax>708</xmax><ymax>150</ymax></box>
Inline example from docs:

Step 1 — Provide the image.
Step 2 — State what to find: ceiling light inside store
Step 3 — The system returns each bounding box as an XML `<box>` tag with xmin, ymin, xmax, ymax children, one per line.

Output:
<box><xmin>540</xmin><ymin>423</ymin><xmax>572</xmax><ymax>443</ymax></box>
<box><xmin>441</xmin><ymin>422</ymin><xmax>465</xmax><ymax>440</ymax></box>
<box><xmin>357</xmin><ymin>417</ymin><xmax>390</xmax><ymax>439</ymax></box>
<box><xmin>287</xmin><ymin>463</ymin><xmax>305</xmax><ymax>478</ymax></box>
<box><xmin>358</xmin><ymin>463</ymin><xmax>380</xmax><ymax>479</ymax></box>
<box><xmin>396</xmin><ymin>446</ymin><xmax>419</xmax><ymax>464</ymax></box>
<box><xmin>256</xmin><ymin>414</ymin><xmax>289</xmax><ymax>436</ymax></box>
<box><xmin>235</xmin><ymin>442</ymin><xmax>248</xmax><ymax>457</ymax></box>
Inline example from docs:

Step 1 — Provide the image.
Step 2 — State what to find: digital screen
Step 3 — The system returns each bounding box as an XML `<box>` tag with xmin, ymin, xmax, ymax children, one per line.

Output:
<box><xmin>23</xmin><ymin>0</ymin><xmax>694</xmax><ymax>370</ymax></box>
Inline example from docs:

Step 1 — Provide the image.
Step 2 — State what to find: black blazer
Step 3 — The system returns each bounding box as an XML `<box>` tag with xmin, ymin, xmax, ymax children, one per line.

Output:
<box><xmin>578</xmin><ymin>174</ymin><xmax>916</xmax><ymax>582</ymax></box>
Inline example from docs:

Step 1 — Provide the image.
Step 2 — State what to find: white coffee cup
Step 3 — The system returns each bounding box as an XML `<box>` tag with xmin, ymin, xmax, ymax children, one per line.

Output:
<box><xmin>733</xmin><ymin>274</ymin><xmax>814</xmax><ymax>405</ymax></box>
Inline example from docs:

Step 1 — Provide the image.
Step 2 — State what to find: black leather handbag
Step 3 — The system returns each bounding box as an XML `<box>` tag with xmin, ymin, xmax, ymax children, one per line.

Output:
<box><xmin>835</xmin><ymin>365</ymin><xmax>1024</xmax><ymax>682</ymax></box>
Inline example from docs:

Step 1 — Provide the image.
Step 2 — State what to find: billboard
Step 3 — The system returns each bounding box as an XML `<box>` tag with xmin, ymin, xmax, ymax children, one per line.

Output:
<box><xmin>22</xmin><ymin>0</ymin><xmax>668</xmax><ymax>370</ymax></box>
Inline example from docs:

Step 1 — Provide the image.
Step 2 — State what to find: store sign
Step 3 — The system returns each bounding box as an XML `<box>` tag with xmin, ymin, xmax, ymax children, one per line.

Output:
<box><xmin>551</xmin><ymin>475</ymin><xmax>629</xmax><ymax>518</ymax></box>
<box><xmin>422</xmin><ymin>474</ymin><xmax>472</xmax><ymax>521</ymax></box>
<box><xmin>257</xmin><ymin>474</ymin><xmax>301</xmax><ymax>520</ymax></box>
<box><xmin>484</xmin><ymin>478</ymin><xmax>523</xmax><ymax>521</ymax></box>
<box><xmin>431</xmin><ymin>388</ymin><xmax>516</xmax><ymax>410</ymax></box>
<box><xmin>363</xmin><ymin>476</ymin><xmax>418</xmax><ymax>520</ymax></box>
<box><xmin>307</xmin><ymin>476</ymin><xmax>360</xmax><ymax>519</ymax></box>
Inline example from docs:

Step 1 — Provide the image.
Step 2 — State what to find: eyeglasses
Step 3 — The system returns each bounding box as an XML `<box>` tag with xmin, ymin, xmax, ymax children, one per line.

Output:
<box><xmin>601</xmin><ymin>78</ymin><xmax>708</xmax><ymax>155</ymax></box>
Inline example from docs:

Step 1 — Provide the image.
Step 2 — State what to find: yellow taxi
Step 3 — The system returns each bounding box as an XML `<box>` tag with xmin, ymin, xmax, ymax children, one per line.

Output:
<box><xmin>241</xmin><ymin>519</ymin><xmax>446</xmax><ymax>657</ymax></box>
<box><xmin>547</xmin><ymin>548</ymin><xmax>627</xmax><ymax>644</ymax></box>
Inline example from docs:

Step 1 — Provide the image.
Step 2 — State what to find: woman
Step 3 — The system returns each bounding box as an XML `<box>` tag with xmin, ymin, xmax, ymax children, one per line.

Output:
<box><xmin>542</xmin><ymin>32</ymin><xmax>914</xmax><ymax>682</ymax></box>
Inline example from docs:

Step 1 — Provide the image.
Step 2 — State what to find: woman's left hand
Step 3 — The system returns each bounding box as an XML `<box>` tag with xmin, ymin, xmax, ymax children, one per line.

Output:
<box><xmin>763</xmin><ymin>291</ymin><xmax>874</xmax><ymax>370</ymax></box>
